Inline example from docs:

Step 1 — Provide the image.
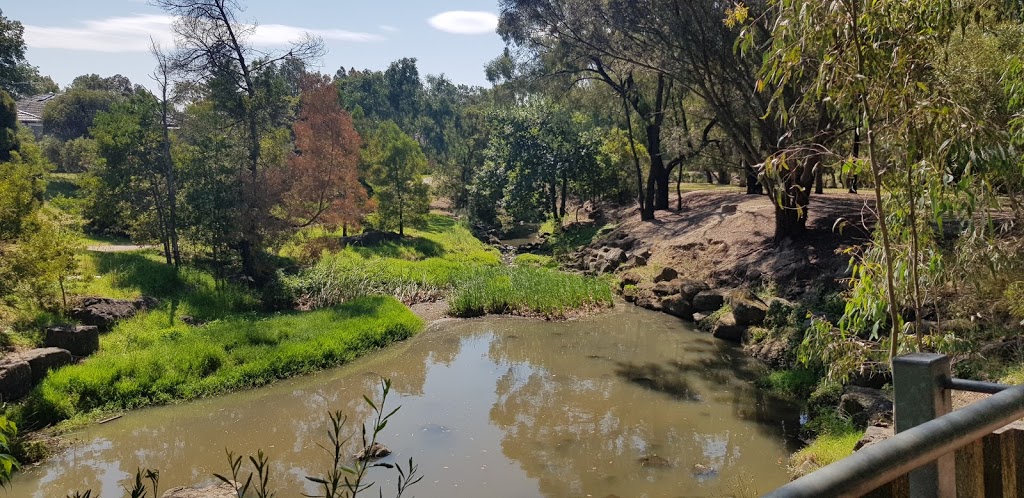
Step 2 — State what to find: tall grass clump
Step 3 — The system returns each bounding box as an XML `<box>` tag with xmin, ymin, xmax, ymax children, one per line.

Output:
<box><xmin>449</xmin><ymin>266</ymin><xmax>613</xmax><ymax>318</ymax></box>
<box><xmin>20</xmin><ymin>296</ymin><xmax>422</xmax><ymax>428</ymax></box>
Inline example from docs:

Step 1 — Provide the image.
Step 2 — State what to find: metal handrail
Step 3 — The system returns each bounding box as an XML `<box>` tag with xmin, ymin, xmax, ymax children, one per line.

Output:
<box><xmin>763</xmin><ymin>384</ymin><xmax>1024</xmax><ymax>498</ymax></box>
<box><xmin>946</xmin><ymin>377</ymin><xmax>1011</xmax><ymax>394</ymax></box>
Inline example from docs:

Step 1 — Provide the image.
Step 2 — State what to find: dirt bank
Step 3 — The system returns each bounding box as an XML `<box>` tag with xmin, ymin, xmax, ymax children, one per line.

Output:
<box><xmin>595</xmin><ymin>190</ymin><xmax>874</xmax><ymax>297</ymax></box>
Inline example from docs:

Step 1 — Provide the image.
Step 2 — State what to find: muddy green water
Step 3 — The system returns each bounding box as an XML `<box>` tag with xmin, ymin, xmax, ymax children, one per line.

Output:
<box><xmin>12</xmin><ymin>304</ymin><xmax>801</xmax><ymax>498</ymax></box>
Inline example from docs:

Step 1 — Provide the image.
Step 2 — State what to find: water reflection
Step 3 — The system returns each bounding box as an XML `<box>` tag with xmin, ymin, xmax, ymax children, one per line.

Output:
<box><xmin>12</xmin><ymin>305</ymin><xmax>799</xmax><ymax>498</ymax></box>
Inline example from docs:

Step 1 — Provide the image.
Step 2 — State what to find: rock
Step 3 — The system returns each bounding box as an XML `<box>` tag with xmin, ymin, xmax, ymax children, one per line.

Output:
<box><xmin>981</xmin><ymin>336</ymin><xmax>1024</xmax><ymax>361</ymax></box>
<box><xmin>597</xmin><ymin>260</ymin><xmax>617</xmax><ymax>275</ymax></box>
<box><xmin>692</xmin><ymin>312</ymin><xmax>709</xmax><ymax>323</ymax></box>
<box><xmin>619</xmin><ymin>272</ymin><xmax>642</xmax><ymax>288</ymax></box>
<box><xmin>0</xmin><ymin>361</ymin><xmax>31</xmax><ymax>402</ymax></box>
<box><xmin>71</xmin><ymin>297</ymin><xmax>157</xmax><ymax>332</ymax></box>
<box><xmin>603</xmin><ymin>247</ymin><xmax>628</xmax><ymax>264</ymax></box>
<box><xmin>635</xmin><ymin>247</ymin><xmax>652</xmax><ymax>260</ymax></box>
<box><xmin>692</xmin><ymin>463</ymin><xmax>717</xmax><ymax>477</ymax></box>
<box><xmin>712</xmin><ymin>313</ymin><xmax>747</xmax><ymax>342</ymax></box>
<box><xmin>487</xmin><ymin>235</ymin><xmax>502</xmax><ymax>245</ymax></box>
<box><xmin>621</xmin><ymin>286</ymin><xmax>640</xmax><ymax>303</ymax></box>
<box><xmin>692</xmin><ymin>290</ymin><xmax>727</xmax><ymax>312</ymax></box>
<box><xmin>678</xmin><ymin>279</ymin><xmax>710</xmax><ymax>302</ymax></box>
<box><xmin>634</xmin><ymin>286</ymin><xmax>663</xmax><ymax>311</ymax></box>
<box><xmin>721</xmin><ymin>204</ymin><xmax>738</xmax><ymax>215</ymax></box>
<box><xmin>179</xmin><ymin>315</ymin><xmax>204</xmax><ymax>327</ymax></box>
<box><xmin>744</xmin><ymin>336</ymin><xmax>793</xmax><ymax>369</ymax></box>
<box><xmin>652</xmin><ymin>280</ymin><xmax>678</xmax><ymax>297</ymax></box>
<box><xmin>13</xmin><ymin>348</ymin><xmax>73</xmax><ymax>384</ymax></box>
<box><xmin>731</xmin><ymin>295</ymin><xmax>769</xmax><ymax>326</ymax></box>
<box><xmin>162</xmin><ymin>483</ymin><xmax>238</xmax><ymax>498</ymax></box>
<box><xmin>653</xmin><ymin>267</ymin><xmax>679</xmax><ymax>283</ymax></box>
<box><xmin>638</xmin><ymin>454</ymin><xmax>672</xmax><ymax>468</ymax></box>
<box><xmin>625</xmin><ymin>254</ymin><xmax>648</xmax><ymax>268</ymax></box>
<box><xmin>355</xmin><ymin>442</ymin><xmax>391</xmax><ymax>461</ymax></box>
<box><xmin>840</xmin><ymin>386</ymin><xmax>893</xmax><ymax>429</ymax></box>
<box><xmin>661</xmin><ymin>295</ymin><xmax>694</xmax><ymax>320</ymax></box>
<box><xmin>609</xmin><ymin>236</ymin><xmax>636</xmax><ymax>250</ymax></box>
<box><xmin>848</xmin><ymin>364</ymin><xmax>893</xmax><ymax>390</ymax></box>
<box><xmin>854</xmin><ymin>425</ymin><xmax>893</xmax><ymax>451</ymax></box>
<box><xmin>45</xmin><ymin>325</ymin><xmax>100</xmax><ymax>356</ymax></box>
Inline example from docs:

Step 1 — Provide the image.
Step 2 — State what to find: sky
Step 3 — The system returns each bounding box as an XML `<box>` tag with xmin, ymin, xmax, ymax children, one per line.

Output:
<box><xmin>4</xmin><ymin>1</ymin><xmax>507</xmax><ymax>92</ymax></box>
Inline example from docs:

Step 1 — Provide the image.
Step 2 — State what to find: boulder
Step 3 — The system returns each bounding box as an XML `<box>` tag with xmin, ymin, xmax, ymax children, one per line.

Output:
<box><xmin>652</xmin><ymin>280</ymin><xmax>679</xmax><ymax>297</ymax></box>
<box><xmin>0</xmin><ymin>361</ymin><xmax>31</xmax><ymax>402</ymax></box>
<box><xmin>661</xmin><ymin>295</ymin><xmax>694</xmax><ymax>320</ymax></box>
<box><xmin>14</xmin><ymin>348</ymin><xmax>73</xmax><ymax>384</ymax></box>
<box><xmin>71</xmin><ymin>297</ymin><xmax>158</xmax><ymax>332</ymax></box>
<box><xmin>635</xmin><ymin>247</ymin><xmax>652</xmax><ymax>260</ymax></box>
<box><xmin>634</xmin><ymin>287</ymin><xmax>663</xmax><ymax>311</ymax></box>
<box><xmin>45</xmin><ymin>325</ymin><xmax>100</xmax><ymax>356</ymax></box>
<box><xmin>678</xmin><ymin>279</ymin><xmax>710</xmax><ymax>302</ymax></box>
<box><xmin>621</xmin><ymin>285</ymin><xmax>640</xmax><ymax>303</ymax></box>
<box><xmin>854</xmin><ymin>425</ymin><xmax>893</xmax><ymax>451</ymax></box>
<box><xmin>603</xmin><ymin>247</ymin><xmax>627</xmax><ymax>264</ymax></box>
<box><xmin>692</xmin><ymin>313</ymin><xmax>709</xmax><ymax>323</ymax></box>
<box><xmin>653</xmin><ymin>267</ymin><xmax>679</xmax><ymax>283</ymax></box>
<box><xmin>848</xmin><ymin>364</ymin><xmax>893</xmax><ymax>390</ymax></box>
<box><xmin>619</xmin><ymin>272</ymin><xmax>643</xmax><ymax>289</ymax></box>
<box><xmin>744</xmin><ymin>336</ymin><xmax>793</xmax><ymax>369</ymax></box>
<box><xmin>731</xmin><ymin>295</ymin><xmax>768</xmax><ymax>326</ymax></box>
<box><xmin>625</xmin><ymin>254</ymin><xmax>648</xmax><ymax>268</ymax></box>
<box><xmin>840</xmin><ymin>386</ymin><xmax>893</xmax><ymax>429</ymax></box>
<box><xmin>692</xmin><ymin>290</ymin><xmax>727</xmax><ymax>312</ymax></box>
<box><xmin>711</xmin><ymin>313</ymin><xmax>746</xmax><ymax>342</ymax></box>
<box><xmin>162</xmin><ymin>483</ymin><xmax>238</xmax><ymax>498</ymax></box>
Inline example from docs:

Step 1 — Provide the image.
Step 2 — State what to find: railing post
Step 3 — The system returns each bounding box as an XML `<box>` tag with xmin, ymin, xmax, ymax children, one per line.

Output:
<box><xmin>893</xmin><ymin>353</ymin><xmax>955</xmax><ymax>498</ymax></box>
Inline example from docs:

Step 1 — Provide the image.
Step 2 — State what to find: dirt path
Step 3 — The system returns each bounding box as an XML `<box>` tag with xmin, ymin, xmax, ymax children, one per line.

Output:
<box><xmin>86</xmin><ymin>244</ymin><xmax>155</xmax><ymax>253</ymax></box>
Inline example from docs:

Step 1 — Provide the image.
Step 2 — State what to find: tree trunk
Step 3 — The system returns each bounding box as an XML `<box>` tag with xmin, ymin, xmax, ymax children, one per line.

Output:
<box><xmin>676</xmin><ymin>162</ymin><xmax>683</xmax><ymax>211</ymax></box>
<box><xmin>743</xmin><ymin>162</ymin><xmax>762</xmax><ymax>195</ymax></box>
<box><xmin>647</xmin><ymin>124</ymin><xmax>670</xmax><ymax>210</ymax></box>
<box><xmin>559</xmin><ymin>172</ymin><xmax>568</xmax><ymax>219</ymax></box>
<box><xmin>705</xmin><ymin>170</ymin><xmax>714</xmax><ymax>184</ymax></box>
<box><xmin>717</xmin><ymin>168</ymin><xmax>730</xmax><ymax>185</ymax></box>
<box><xmin>814</xmin><ymin>164</ymin><xmax>824</xmax><ymax>195</ymax></box>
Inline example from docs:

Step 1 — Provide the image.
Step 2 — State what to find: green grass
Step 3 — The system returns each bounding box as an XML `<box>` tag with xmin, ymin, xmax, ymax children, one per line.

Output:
<box><xmin>287</xmin><ymin>214</ymin><xmax>614</xmax><ymax>319</ymax></box>
<box><xmin>76</xmin><ymin>251</ymin><xmax>258</xmax><ymax>319</ymax></box>
<box><xmin>448</xmin><ymin>266</ymin><xmax>613</xmax><ymax>318</ymax></box>
<box><xmin>513</xmin><ymin>253</ymin><xmax>558</xmax><ymax>269</ymax></box>
<box><xmin>756</xmin><ymin>367</ymin><xmax>821</xmax><ymax>400</ymax></box>
<box><xmin>16</xmin><ymin>296</ymin><xmax>422</xmax><ymax>428</ymax></box>
<box><xmin>789</xmin><ymin>431</ymin><xmax>863</xmax><ymax>476</ymax></box>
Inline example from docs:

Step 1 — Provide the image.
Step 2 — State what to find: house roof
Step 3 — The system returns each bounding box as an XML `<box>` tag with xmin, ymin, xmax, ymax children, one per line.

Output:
<box><xmin>15</xmin><ymin>93</ymin><xmax>58</xmax><ymax>124</ymax></box>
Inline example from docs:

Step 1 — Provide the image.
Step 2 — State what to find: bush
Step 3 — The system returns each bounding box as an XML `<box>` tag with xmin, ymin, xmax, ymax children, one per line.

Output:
<box><xmin>756</xmin><ymin>367</ymin><xmax>820</xmax><ymax>400</ymax></box>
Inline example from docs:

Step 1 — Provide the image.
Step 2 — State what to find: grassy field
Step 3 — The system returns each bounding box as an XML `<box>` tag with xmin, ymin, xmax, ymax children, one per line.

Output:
<box><xmin>18</xmin><ymin>296</ymin><xmax>420</xmax><ymax>427</ymax></box>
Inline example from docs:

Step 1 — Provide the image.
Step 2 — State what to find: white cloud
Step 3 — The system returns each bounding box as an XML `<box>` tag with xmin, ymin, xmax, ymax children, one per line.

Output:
<box><xmin>378</xmin><ymin>25</ymin><xmax>399</xmax><ymax>33</ymax></box>
<box><xmin>24</xmin><ymin>14</ymin><xmax>382</xmax><ymax>53</ymax></box>
<box><xmin>25</xmin><ymin>15</ymin><xmax>175</xmax><ymax>53</ymax></box>
<box><xmin>428</xmin><ymin>11</ymin><xmax>498</xmax><ymax>35</ymax></box>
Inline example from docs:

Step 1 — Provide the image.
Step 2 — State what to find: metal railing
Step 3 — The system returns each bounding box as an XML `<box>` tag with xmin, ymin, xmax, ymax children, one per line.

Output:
<box><xmin>765</xmin><ymin>353</ymin><xmax>1024</xmax><ymax>498</ymax></box>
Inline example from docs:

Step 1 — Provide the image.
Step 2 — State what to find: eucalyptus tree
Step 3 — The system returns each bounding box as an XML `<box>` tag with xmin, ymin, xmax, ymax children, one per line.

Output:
<box><xmin>154</xmin><ymin>0</ymin><xmax>323</xmax><ymax>283</ymax></box>
<box><xmin>755</xmin><ymin>0</ymin><xmax>1005</xmax><ymax>370</ymax></box>
<box><xmin>498</xmin><ymin>0</ymin><xmax>714</xmax><ymax>220</ymax></box>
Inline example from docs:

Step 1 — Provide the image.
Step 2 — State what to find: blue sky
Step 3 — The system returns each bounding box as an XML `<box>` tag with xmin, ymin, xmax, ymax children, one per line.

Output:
<box><xmin>4</xmin><ymin>1</ymin><xmax>506</xmax><ymax>91</ymax></box>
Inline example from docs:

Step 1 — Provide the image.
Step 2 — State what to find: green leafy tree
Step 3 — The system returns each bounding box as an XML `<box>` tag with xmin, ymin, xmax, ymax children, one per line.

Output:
<box><xmin>14</xmin><ymin>213</ymin><xmax>82</xmax><ymax>310</ymax></box>
<box><xmin>364</xmin><ymin>121</ymin><xmax>429</xmax><ymax>235</ymax></box>
<box><xmin>758</xmin><ymin>0</ymin><xmax>1002</xmax><ymax>372</ymax></box>
<box><xmin>0</xmin><ymin>127</ymin><xmax>47</xmax><ymax>241</ymax></box>
<box><xmin>0</xmin><ymin>89</ymin><xmax>17</xmax><ymax>161</ymax></box>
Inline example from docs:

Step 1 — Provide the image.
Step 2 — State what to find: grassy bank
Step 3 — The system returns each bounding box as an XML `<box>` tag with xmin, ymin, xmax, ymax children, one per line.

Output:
<box><xmin>288</xmin><ymin>214</ymin><xmax>613</xmax><ymax>318</ymax></box>
<box><xmin>16</xmin><ymin>296</ymin><xmax>421</xmax><ymax>428</ymax></box>
<box><xmin>449</xmin><ymin>266</ymin><xmax>612</xmax><ymax>318</ymax></box>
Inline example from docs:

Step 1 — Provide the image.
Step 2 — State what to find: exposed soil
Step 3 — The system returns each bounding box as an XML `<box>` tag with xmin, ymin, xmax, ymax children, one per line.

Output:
<box><xmin>606</xmin><ymin>190</ymin><xmax>875</xmax><ymax>296</ymax></box>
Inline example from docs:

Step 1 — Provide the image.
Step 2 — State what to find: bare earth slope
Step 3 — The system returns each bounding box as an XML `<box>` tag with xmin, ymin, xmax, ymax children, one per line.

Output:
<box><xmin>606</xmin><ymin>190</ymin><xmax>875</xmax><ymax>296</ymax></box>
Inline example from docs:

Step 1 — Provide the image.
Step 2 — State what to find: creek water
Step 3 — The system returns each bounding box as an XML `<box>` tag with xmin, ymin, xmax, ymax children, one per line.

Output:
<box><xmin>11</xmin><ymin>304</ymin><xmax>801</xmax><ymax>498</ymax></box>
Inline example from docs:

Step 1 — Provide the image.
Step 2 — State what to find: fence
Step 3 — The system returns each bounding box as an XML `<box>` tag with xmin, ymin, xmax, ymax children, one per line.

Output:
<box><xmin>765</xmin><ymin>353</ymin><xmax>1024</xmax><ymax>498</ymax></box>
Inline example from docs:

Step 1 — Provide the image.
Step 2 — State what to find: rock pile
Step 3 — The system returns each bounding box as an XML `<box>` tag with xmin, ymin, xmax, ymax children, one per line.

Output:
<box><xmin>0</xmin><ymin>347</ymin><xmax>74</xmax><ymax>401</ymax></box>
<box><xmin>71</xmin><ymin>296</ymin><xmax>158</xmax><ymax>332</ymax></box>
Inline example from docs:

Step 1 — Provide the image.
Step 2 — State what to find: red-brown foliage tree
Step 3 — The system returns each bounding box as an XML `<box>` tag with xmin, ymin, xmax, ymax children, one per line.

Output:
<box><xmin>284</xmin><ymin>75</ymin><xmax>372</xmax><ymax>235</ymax></box>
